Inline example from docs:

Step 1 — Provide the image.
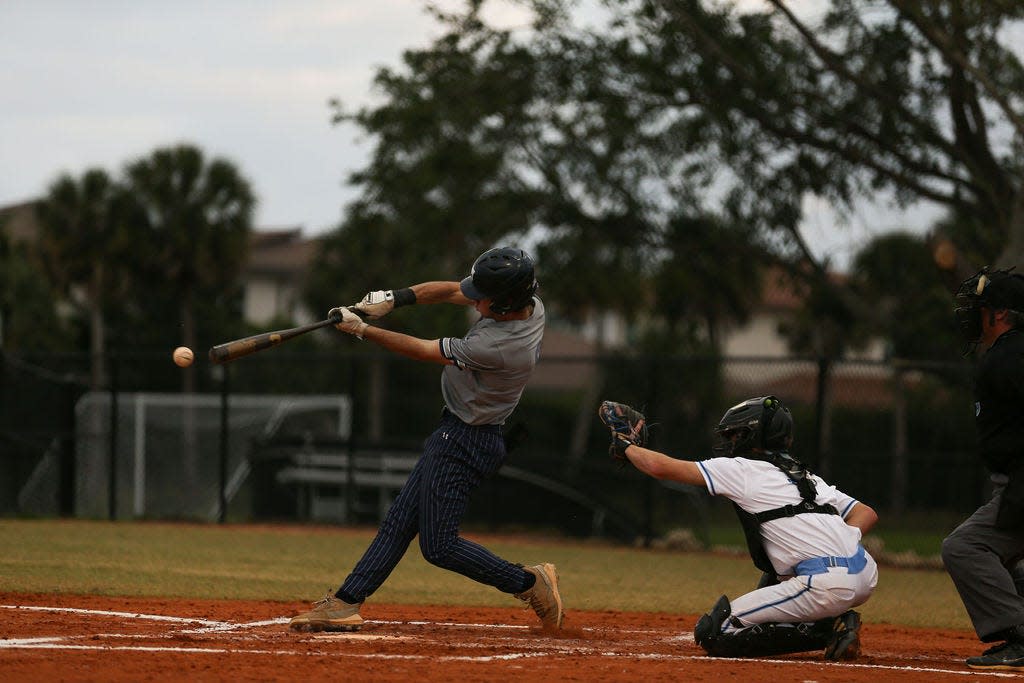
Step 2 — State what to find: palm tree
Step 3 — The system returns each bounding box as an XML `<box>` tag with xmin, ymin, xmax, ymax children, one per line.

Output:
<box><xmin>124</xmin><ymin>144</ymin><xmax>255</xmax><ymax>393</ymax></box>
<box><xmin>36</xmin><ymin>169</ymin><xmax>129</xmax><ymax>388</ymax></box>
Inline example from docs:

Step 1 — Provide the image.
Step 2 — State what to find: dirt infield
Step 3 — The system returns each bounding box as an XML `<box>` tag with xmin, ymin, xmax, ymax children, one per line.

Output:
<box><xmin>0</xmin><ymin>592</ymin><xmax>1006</xmax><ymax>681</ymax></box>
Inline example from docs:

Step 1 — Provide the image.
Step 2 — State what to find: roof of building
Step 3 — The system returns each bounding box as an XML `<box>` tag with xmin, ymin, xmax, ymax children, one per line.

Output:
<box><xmin>244</xmin><ymin>228</ymin><xmax>320</xmax><ymax>276</ymax></box>
<box><xmin>0</xmin><ymin>200</ymin><xmax>41</xmax><ymax>244</ymax></box>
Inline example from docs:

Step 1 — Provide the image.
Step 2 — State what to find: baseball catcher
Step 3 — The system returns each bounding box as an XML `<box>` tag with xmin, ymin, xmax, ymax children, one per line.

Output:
<box><xmin>597</xmin><ymin>396</ymin><xmax>878</xmax><ymax>660</ymax></box>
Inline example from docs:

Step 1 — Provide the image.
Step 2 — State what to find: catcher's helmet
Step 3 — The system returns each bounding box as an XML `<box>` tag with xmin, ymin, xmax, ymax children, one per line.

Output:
<box><xmin>713</xmin><ymin>396</ymin><xmax>793</xmax><ymax>457</ymax></box>
<box><xmin>954</xmin><ymin>267</ymin><xmax>1024</xmax><ymax>347</ymax></box>
<box><xmin>460</xmin><ymin>247</ymin><xmax>539</xmax><ymax>314</ymax></box>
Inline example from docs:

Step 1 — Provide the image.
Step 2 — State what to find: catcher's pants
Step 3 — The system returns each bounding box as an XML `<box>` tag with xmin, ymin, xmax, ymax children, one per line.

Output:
<box><xmin>338</xmin><ymin>410</ymin><xmax>528</xmax><ymax>602</ymax></box>
<box><xmin>725</xmin><ymin>546</ymin><xmax>878</xmax><ymax>631</ymax></box>
<box><xmin>942</xmin><ymin>478</ymin><xmax>1024</xmax><ymax>641</ymax></box>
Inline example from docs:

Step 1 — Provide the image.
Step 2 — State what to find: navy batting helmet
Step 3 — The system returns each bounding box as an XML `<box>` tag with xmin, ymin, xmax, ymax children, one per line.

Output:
<box><xmin>460</xmin><ymin>247</ymin><xmax>539</xmax><ymax>314</ymax></box>
<box><xmin>712</xmin><ymin>396</ymin><xmax>793</xmax><ymax>456</ymax></box>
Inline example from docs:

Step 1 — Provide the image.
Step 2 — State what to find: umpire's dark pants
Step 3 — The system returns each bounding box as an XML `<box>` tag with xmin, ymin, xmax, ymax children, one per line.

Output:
<box><xmin>942</xmin><ymin>476</ymin><xmax>1024</xmax><ymax>641</ymax></box>
<box><xmin>338</xmin><ymin>410</ymin><xmax>528</xmax><ymax>602</ymax></box>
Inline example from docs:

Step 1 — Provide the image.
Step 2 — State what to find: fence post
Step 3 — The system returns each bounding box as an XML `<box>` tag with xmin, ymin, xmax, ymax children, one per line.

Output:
<box><xmin>345</xmin><ymin>355</ymin><xmax>358</xmax><ymax>523</ymax></box>
<box><xmin>218</xmin><ymin>363</ymin><xmax>230</xmax><ymax>524</ymax></box>
<box><xmin>813</xmin><ymin>356</ymin><xmax>833</xmax><ymax>477</ymax></box>
<box><xmin>58</xmin><ymin>376</ymin><xmax>77</xmax><ymax>517</ymax></box>
<box><xmin>890</xmin><ymin>364</ymin><xmax>908</xmax><ymax>515</ymax></box>
<box><xmin>107</xmin><ymin>354</ymin><xmax>118</xmax><ymax>520</ymax></box>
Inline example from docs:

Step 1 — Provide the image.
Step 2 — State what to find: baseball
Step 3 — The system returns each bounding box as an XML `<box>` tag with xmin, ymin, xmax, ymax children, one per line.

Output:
<box><xmin>172</xmin><ymin>346</ymin><xmax>194</xmax><ymax>368</ymax></box>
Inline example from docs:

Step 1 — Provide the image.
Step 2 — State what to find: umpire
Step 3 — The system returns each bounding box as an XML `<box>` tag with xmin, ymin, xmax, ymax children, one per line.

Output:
<box><xmin>943</xmin><ymin>266</ymin><xmax>1024</xmax><ymax>670</ymax></box>
<box><xmin>288</xmin><ymin>247</ymin><xmax>563</xmax><ymax>632</ymax></box>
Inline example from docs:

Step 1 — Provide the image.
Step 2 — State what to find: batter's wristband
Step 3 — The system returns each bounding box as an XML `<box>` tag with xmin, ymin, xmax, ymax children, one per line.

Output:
<box><xmin>392</xmin><ymin>287</ymin><xmax>416</xmax><ymax>308</ymax></box>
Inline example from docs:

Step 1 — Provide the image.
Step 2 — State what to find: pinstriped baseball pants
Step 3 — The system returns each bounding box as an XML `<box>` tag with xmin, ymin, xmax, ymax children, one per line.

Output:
<box><xmin>338</xmin><ymin>411</ymin><xmax>529</xmax><ymax>602</ymax></box>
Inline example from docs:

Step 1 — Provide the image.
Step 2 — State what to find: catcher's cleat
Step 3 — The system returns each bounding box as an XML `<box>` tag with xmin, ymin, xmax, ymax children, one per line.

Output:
<box><xmin>288</xmin><ymin>593</ymin><xmax>364</xmax><ymax>632</ymax></box>
<box><xmin>824</xmin><ymin>610</ymin><xmax>861</xmax><ymax>660</ymax></box>
<box><xmin>967</xmin><ymin>640</ymin><xmax>1024</xmax><ymax>670</ymax></box>
<box><xmin>694</xmin><ymin>594</ymin><xmax>731</xmax><ymax>651</ymax></box>
<box><xmin>515</xmin><ymin>563</ymin><xmax>564</xmax><ymax>629</ymax></box>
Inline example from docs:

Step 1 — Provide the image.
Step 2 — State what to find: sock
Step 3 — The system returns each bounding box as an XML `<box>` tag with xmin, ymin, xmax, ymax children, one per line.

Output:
<box><xmin>519</xmin><ymin>571</ymin><xmax>536</xmax><ymax>593</ymax></box>
<box><xmin>335</xmin><ymin>589</ymin><xmax>360</xmax><ymax>605</ymax></box>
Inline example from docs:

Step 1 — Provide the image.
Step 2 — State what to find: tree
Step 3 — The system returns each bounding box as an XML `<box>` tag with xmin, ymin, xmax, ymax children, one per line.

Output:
<box><xmin>0</xmin><ymin>229</ymin><xmax>67</xmax><ymax>352</ymax></box>
<box><xmin>325</xmin><ymin>0</ymin><xmax>1024</xmax><ymax>355</ymax></box>
<box><xmin>850</xmin><ymin>232</ymin><xmax>961</xmax><ymax>361</ymax></box>
<box><xmin>582</xmin><ymin>0</ymin><xmax>1024</xmax><ymax>272</ymax></box>
<box><xmin>309</xmin><ymin>7</ymin><xmax>545</xmax><ymax>331</ymax></box>
<box><xmin>316</xmin><ymin>2</ymin><xmax>769</xmax><ymax>350</ymax></box>
<box><xmin>35</xmin><ymin>169</ymin><xmax>131</xmax><ymax>387</ymax></box>
<box><xmin>123</xmin><ymin>144</ymin><xmax>255</xmax><ymax>391</ymax></box>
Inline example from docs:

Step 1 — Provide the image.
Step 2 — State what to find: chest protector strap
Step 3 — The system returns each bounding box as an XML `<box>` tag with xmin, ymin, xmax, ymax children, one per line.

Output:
<box><xmin>733</xmin><ymin>452</ymin><xmax>839</xmax><ymax>574</ymax></box>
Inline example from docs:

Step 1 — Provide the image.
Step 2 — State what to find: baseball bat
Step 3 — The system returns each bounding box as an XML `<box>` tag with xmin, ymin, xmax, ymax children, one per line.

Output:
<box><xmin>208</xmin><ymin>308</ymin><xmax>364</xmax><ymax>365</ymax></box>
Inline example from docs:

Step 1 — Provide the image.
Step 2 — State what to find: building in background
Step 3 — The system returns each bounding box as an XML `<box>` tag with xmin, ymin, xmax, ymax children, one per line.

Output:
<box><xmin>242</xmin><ymin>228</ymin><xmax>319</xmax><ymax>326</ymax></box>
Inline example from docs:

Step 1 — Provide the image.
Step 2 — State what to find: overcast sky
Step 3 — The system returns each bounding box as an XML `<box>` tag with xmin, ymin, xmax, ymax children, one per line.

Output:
<box><xmin>0</xmin><ymin>0</ymin><xmax>941</xmax><ymax>270</ymax></box>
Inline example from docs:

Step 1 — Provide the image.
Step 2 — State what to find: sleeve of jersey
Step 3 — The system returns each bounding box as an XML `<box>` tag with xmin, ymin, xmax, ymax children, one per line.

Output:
<box><xmin>816</xmin><ymin>477</ymin><xmax>859</xmax><ymax>517</ymax></box>
<box><xmin>439</xmin><ymin>331</ymin><xmax>503</xmax><ymax>371</ymax></box>
<box><xmin>696</xmin><ymin>457</ymin><xmax>747</xmax><ymax>501</ymax></box>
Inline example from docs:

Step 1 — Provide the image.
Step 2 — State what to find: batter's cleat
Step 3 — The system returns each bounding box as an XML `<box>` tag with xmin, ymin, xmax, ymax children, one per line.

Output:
<box><xmin>824</xmin><ymin>610</ymin><xmax>861</xmax><ymax>660</ymax></box>
<box><xmin>967</xmin><ymin>640</ymin><xmax>1024</xmax><ymax>669</ymax></box>
<box><xmin>515</xmin><ymin>563</ymin><xmax>564</xmax><ymax>629</ymax></box>
<box><xmin>694</xmin><ymin>595</ymin><xmax>731</xmax><ymax>651</ymax></box>
<box><xmin>288</xmin><ymin>593</ymin><xmax>364</xmax><ymax>632</ymax></box>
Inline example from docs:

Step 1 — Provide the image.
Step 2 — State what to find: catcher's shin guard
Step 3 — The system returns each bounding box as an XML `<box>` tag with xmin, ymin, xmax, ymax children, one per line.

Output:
<box><xmin>700</xmin><ymin>618</ymin><xmax>835</xmax><ymax>658</ymax></box>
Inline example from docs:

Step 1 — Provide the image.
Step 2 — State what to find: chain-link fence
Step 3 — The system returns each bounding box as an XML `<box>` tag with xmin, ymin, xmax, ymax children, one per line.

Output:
<box><xmin>0</xmin><ymin>349</ymin><xmax>981</xmax><ymax>542</ymax></box>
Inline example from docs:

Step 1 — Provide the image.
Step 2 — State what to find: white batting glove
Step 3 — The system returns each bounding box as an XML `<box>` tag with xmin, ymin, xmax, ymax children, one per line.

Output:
<box><xmin>331</xmin><ymin>307</ymin><xmax>369</xmax><ymax>339</ymax></box>
<box><xmin>353</xmin><ymin>290</ymin><xmax>395</xmax><ymax>319</ymax></box>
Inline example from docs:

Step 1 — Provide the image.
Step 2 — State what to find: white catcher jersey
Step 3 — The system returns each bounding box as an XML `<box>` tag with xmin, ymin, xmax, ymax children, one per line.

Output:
<box><xmin>698</xmin><ymin>456</ymin><xmax>864</xmax><ymax>576</ymax></box>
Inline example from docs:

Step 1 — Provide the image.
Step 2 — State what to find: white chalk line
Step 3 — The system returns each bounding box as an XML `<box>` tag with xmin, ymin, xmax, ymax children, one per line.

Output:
<box><xmin>1</xmin><ymin>604</ymin><xmax>228</xmax><ymax>628</ymax></box>
<box><xmin>0</xmin><ymin>605</ymin><xmax>677</xmax><ymax>637</ymax></box>
<box><xmin>181</xmin><ymin>618</ymin><xmax>288</xmax><ymax>634</ymax></box>
<box><xmin>1</xmin><ymin>603</ymin><xmax>1013</xmax><ymax>676</ymax></box>
<box><xmin>1</xmin><ymin>640</ymin><xmax>1018</xmax><ymax>674</ymax></box>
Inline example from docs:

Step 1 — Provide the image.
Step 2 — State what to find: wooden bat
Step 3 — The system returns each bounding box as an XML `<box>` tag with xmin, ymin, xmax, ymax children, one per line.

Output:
<box><xmin>208</xmin><ymin>308</ymin><xmax>364</xmax><ymax>365</ymax></box>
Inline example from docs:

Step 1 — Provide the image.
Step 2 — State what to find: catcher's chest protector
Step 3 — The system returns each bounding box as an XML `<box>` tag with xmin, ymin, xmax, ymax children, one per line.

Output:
<box><xmin>733</xmin><ymin>456</ymin><xmax>839</xmax><ymax>574</ymax></box>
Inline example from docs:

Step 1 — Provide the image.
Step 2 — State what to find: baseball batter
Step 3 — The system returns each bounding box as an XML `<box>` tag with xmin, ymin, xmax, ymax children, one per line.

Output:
<box><xmin>942</xmin><ymin>267</ymin><xmax>1024</xmax><ymax>670</ymax></box>
<box><xmin>598</xmin><ymin>396</ymin><xmax>878</xmax><ymax>659</ymax></box>
<box><xmin>288</xmin><ymin>247</ymin><xmax>563</xmax><ymax>632</ymax></box>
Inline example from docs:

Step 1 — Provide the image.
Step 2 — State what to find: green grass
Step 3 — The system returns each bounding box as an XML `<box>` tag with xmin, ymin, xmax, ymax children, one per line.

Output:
<box><xmin>0</xmin><ymin>519</ymin><xmax>970</xmax><ymax>631</ymax></box>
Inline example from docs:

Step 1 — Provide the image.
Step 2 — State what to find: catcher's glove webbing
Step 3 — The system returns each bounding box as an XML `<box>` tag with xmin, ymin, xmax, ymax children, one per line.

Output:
<box><xmin>597</xmin><ymin>401</ymin><xmax>648</xmax><ymax>462</ymax></box>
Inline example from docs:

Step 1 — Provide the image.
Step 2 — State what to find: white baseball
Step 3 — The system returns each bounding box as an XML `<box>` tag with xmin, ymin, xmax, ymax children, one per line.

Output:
<box><xmin>172</xmin><ymin>346</ymin><xmax>194</xmax><ymax>368</ymax></box>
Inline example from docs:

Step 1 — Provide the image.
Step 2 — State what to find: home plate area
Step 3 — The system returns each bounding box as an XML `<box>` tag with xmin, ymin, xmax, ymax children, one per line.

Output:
<box><xmin>0</xmin><ymin>594</ymin><xmax>1006</xmax><ymax>682</ymax></box>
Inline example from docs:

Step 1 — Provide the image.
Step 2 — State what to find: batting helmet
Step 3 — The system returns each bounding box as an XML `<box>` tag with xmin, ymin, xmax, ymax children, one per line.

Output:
<box><xmin>712</xmin><ymin>396</ymin><xmax>793</xmax><ymax>457</ymax></box>
<box><xmin>460</xmin><ymin>247</ymin><xmax>539</xmax><ymax>314</ymax></box>
<box><xmin>954</xmin><ymin>267</ymin><xmax>1024</xmax><ymax>346</ymax></box>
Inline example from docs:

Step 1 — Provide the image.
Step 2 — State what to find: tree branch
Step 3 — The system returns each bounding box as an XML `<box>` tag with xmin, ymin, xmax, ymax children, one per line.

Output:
<box><xmin>890</xmin><ymin>0</ymin><xmax>1024</xmax><ymax>139</ymax></box>
<box><xmin>767</xmin><ymin>0</ymin><xmax>962</xmax><ymax>162</ymax></box>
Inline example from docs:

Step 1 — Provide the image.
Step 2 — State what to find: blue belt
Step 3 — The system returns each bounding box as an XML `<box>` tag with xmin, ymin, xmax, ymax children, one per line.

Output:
<box><xmin>793</xmin><ymin>545</ymin><xmax>867</xmax><ymax>576</ymax></box>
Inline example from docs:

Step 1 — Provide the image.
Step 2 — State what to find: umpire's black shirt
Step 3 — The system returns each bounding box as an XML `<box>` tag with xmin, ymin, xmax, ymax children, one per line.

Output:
<box><xmin>975</xmin><ymin>328</ymin><xmax>1024</xmax><ymax>474</ymax></box>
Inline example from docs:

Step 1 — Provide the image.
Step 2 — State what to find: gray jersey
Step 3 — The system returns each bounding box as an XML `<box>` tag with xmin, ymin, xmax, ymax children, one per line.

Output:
<box><xmin>438</xmin><ymin>297</ymin><xmax>545</xmax><ymax>425</ymax></box>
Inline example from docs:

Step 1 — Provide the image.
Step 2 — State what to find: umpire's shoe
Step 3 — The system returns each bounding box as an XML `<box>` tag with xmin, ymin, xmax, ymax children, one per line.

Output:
<box><xmin>516</xmin><ymin>563</ymin><xmax>564</xmax><ymax>629</ymax></box>
<box><xmin>824</xmin><ymin>610</ymin><xmax>861</xmax><ymax>660</ymax></box>
<box><xmin>288</xmin><ymin>593</ymin><xmax>363</xmax><ymax>632</ymax></box>
<box><xmin>967</xmin><ymin>640</ymin><xmax>1024</xmax><ymax>670</ymax></box>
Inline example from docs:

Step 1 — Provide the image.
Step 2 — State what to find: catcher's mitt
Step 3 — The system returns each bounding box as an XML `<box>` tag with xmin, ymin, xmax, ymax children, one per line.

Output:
<box><xmin>597</xmin><ymin>400</ymin><xmax>648</xmax><ymax>462</ymax></box>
